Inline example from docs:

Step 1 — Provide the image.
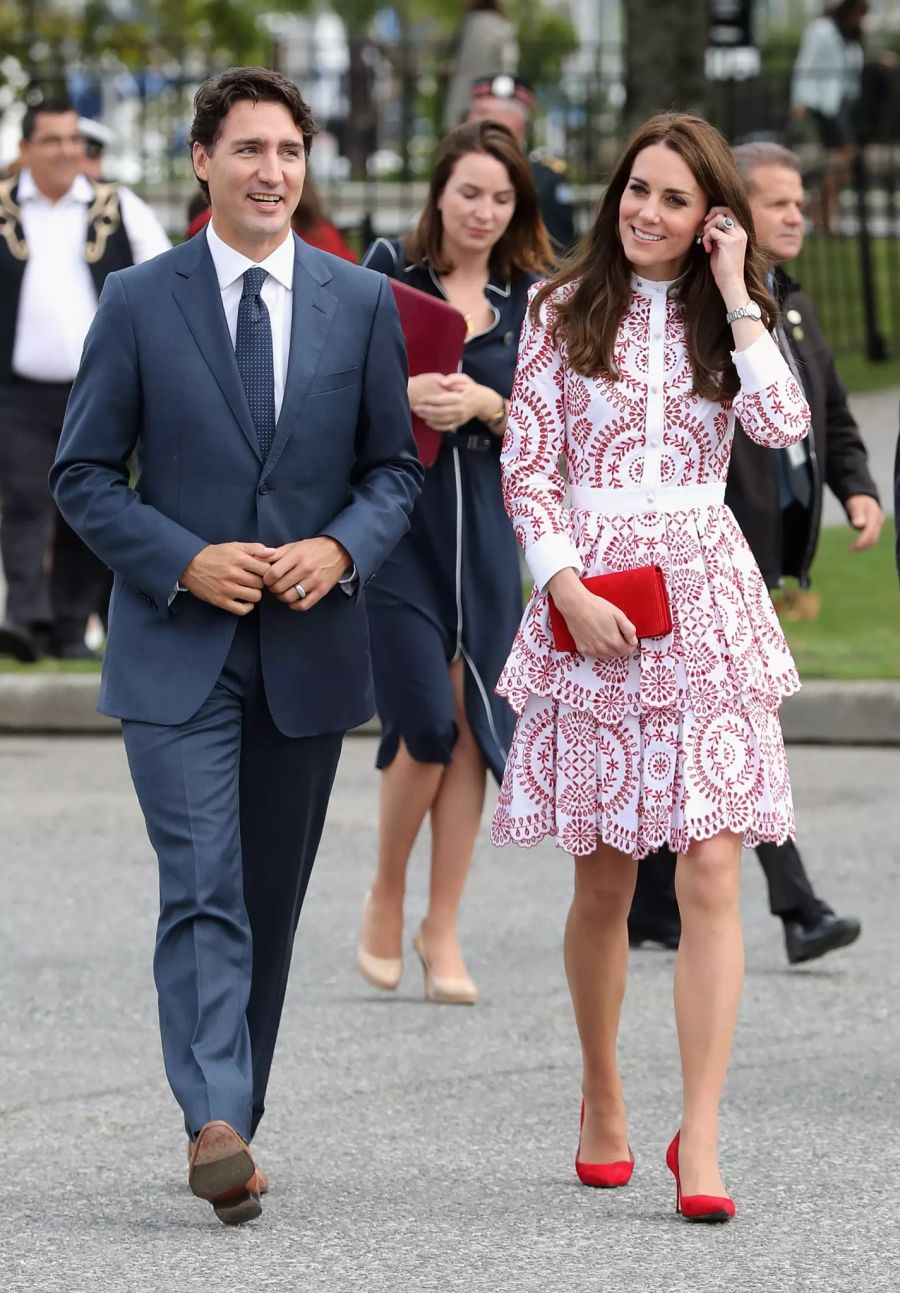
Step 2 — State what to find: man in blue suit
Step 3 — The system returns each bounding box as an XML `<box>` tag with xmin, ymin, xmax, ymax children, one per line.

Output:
<box><xmin>51</xmin><ymin>67</ymin><xmax>422</xmax><ymax>1225</ymax></box>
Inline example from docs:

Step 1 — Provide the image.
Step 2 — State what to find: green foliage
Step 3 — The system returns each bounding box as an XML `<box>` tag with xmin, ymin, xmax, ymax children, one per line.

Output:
<box><xmin>516</xmin><ymin>7</ymin><xmax>579</xmax><ymax>91</ymax></box>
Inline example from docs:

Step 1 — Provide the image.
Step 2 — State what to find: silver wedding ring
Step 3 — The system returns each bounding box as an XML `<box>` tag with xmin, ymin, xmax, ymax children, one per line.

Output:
<box><xmin>294</xmin><ymin>582</ymin><xmax>307</xmax><ymax>600</ymax></box>
<box><xmin>721</xmin><ymin>216</ymin><xmax>734</xmax><ymax>229</ymax></box>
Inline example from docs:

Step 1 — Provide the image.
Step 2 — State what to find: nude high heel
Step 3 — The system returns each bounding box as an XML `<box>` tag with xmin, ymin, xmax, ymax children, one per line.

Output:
<box><xmin>412</xmin><ymin>928</ymin><xmax>478</xmax><ymax>1005</ymax></box>
<box><xmin>356</xmin><ymin>890</ymin><xmax>403</xmax><ymax>992</ymax></box>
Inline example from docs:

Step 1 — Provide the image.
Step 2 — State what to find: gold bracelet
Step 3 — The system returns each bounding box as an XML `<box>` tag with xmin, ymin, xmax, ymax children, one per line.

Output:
<box><xmin>486</xmin><ymin>399</ymin><xmax>506</xmax><ymax>430</ymax></box>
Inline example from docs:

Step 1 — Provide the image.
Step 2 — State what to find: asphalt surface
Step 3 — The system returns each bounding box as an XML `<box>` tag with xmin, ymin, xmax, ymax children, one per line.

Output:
<box><xmin>1</xmin><ymin>736</ymin><xmax>897</xmax><ymax>1292</ymax></box>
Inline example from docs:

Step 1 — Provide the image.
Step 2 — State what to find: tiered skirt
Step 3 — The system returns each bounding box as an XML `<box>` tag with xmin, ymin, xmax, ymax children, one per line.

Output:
<box><xmin>491</xmin><ymin>504</ymin><xmax>800</xmax><ymax>859</ymax></box>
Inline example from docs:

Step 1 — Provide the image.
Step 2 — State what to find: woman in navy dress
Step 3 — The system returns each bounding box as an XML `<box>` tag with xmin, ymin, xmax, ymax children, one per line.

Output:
<box><xmin>357</xmin><ymin>121</ymin><xmax>551</xmax><ymax>1003</ymax></box>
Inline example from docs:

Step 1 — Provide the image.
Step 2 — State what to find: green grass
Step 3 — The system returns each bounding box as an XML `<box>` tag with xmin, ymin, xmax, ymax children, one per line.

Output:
<box><xmin>789</xmin><ymin>235</ymin><xmax>900</xmax><ymax>372</ymax></box>
<box><xmin>0</xmin><ymin>657</ymin><xmax>100</xmax><ymax>673</ymax></box>
<box><xmin>782</xmin><ymin>525</ymin><xmax>900</xmax><ymax>679</ymax></box>
<box><xmin>833</xmin><ymin>354</ymin><xmax>900</xmax><ymax>394</ymax></box>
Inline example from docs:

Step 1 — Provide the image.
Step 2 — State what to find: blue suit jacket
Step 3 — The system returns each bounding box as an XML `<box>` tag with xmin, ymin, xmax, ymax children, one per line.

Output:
<box><xmin>51</xmin><ymin>231</ymin><xmax>422</xmax><ymax>735</ymax></box>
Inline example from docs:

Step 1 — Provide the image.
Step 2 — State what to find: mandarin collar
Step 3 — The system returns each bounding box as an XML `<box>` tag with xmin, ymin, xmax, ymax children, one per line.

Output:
<box><xmin>631</xmin><ymin>272</ymin><xmax>679</xmax><ymax>298</ymax></box>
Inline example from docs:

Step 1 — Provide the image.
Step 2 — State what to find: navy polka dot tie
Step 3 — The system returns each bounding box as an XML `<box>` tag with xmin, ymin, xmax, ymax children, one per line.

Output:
<box><xmin>236</xmin><ymin>267</ymin><xmax>276</xmax><ymax>459</ymax></box>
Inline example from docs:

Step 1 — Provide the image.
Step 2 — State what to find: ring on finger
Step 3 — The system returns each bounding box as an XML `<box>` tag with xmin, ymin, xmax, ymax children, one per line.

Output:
<box><xmin>294</xmin><ymin>582</ymin><xmax>307</xmax><ymax>600</ymax></box>
<box><xmin>720</xmin><ymin>216</ymin><xmax>735</xmax><ymax>230</ymax></box>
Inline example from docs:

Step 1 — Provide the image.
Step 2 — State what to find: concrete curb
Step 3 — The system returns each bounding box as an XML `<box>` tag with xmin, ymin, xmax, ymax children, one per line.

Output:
<box><xmin>1</xmin><ymin>672</ymin><xmax>899</xmax><ymax>744</ymax></box>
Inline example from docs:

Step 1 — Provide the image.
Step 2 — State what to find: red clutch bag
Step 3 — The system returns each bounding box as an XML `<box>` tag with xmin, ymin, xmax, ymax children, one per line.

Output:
<box><xmin>389</xmin><ymin>279</ymin><xmax>468</xmax><ymax>468</ymax></box>
<box><xmin>548</xmin><ymin>565</ymin><xmax>672</xmax><ymax>652</ymax></box>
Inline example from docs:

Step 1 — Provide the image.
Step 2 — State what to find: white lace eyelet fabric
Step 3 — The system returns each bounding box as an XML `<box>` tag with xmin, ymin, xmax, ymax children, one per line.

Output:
<box><xmin>491</xmin><ymin>278</ymin><xmax>812</xmax><ymax>859</ymax></box>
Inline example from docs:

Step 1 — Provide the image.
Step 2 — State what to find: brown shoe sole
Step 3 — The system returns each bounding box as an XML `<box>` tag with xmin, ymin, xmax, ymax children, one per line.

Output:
<box><xmin>212</xmin><ymin>1184</ymin><xmax>262</xmax><ymax>1226</ymax></box>
<box><xmin>189</xmin><ymin>1121</ymin><xmax>255</xmax><ymax>1203</ymax></box>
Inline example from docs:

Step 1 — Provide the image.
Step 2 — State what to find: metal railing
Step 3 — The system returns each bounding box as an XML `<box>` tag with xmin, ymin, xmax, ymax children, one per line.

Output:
<box><xmin>3</xmin><ymin>45</ymin><xmax>898</xmax><ymax>360</ymax></box>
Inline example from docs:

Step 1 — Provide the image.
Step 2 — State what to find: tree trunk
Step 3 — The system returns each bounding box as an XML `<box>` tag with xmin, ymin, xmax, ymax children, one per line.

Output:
<box><xmin>346</xmin><ymin>33</ymin><xmax>377</xmax><ymax>182</ymax></box>
<box><xmin>623</xmin><ymin>0</ymin><xmax>710</xmax><ymax>130</ymax></box>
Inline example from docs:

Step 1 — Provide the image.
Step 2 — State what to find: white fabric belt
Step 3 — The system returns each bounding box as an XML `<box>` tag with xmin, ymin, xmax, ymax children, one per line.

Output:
<box><xmin>568</xmin><ymin>482</ymin><xmax>726</xmax><ymax>515</ymax></box>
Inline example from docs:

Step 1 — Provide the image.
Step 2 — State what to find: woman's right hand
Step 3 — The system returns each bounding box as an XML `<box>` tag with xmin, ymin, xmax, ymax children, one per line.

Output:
<box><xmin>408</xmin><ymin>373</ymin><xmax>448</xmax><ymax>410</ymax></box>
<box><xmin>547</xmin><ymin>569</ymin><xmax>638</xmax><ymax>659</ymax></box>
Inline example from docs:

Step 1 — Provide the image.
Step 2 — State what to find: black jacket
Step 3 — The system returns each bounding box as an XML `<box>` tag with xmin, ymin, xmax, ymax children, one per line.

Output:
<box><xmin>725</xmin><ymin>267</ymin><xmax>880</xmax><ymax>588</ymax></box>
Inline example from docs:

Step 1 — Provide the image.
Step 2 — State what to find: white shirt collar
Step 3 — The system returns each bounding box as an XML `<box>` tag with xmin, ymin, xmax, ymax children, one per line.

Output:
<box><xmin>17</xmin><ymin>168</ymin><xmax>95</xmax><ymax>206</ymax></box>
<box><xmin>206</xmin><ymin>220</ymin><xmax>295</xmax><ymax>293</ymax></box>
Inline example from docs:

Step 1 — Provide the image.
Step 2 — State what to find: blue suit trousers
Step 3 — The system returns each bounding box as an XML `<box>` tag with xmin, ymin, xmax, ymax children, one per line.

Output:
<box><xmin>122</xmin><ymin>613</ymin><xmax>342</xmax><ymax>1140</ymax></box>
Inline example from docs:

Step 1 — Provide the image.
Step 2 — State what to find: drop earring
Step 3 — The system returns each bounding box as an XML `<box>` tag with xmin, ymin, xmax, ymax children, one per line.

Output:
<box><xmin>695</xmin><ymin>234</ymin><xmax>703</xmax><ymax>244</ymax></box>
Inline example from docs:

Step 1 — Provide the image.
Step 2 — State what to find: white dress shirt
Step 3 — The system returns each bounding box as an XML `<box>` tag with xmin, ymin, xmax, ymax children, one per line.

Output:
<box><xmin>206</xmin><ymin>220</ymin><xmax>295</xmax><ymax>419</ymax></box>
<box><xmin>12</xmin><ymin>169</ymin><xmax>171</xmax><ymax>383</ymax></box>
<box><xmin>172</xmin><ymin>221</ymin><xmax>354</xmax><ymax>600</ymax></box>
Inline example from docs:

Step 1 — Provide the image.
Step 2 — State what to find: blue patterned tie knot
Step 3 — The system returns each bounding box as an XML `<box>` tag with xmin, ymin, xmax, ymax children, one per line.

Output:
<box><xmin>242</xmin><ymin>266</ymin><xmax>268</xmax><ymax>299</ymax></box>
<box><xmin>236</xmin><ymin>267</ymin><xmax>276</xmax><ymax>459</ymax></box>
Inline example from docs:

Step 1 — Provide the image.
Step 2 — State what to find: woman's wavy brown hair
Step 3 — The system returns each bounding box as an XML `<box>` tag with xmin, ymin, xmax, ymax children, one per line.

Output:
<box><xmin>532</xmin><ymin>113</ymin><xmax>775</xmax><ymax>401</ymax></box>
<box><xmin>405</xmin><ymin>121</ymin><xmax>553</xmax><ymax>281</ymax></box>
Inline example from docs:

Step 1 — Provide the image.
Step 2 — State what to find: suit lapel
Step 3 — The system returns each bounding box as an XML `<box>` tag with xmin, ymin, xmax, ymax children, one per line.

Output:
<box><xmin>262</xmin><ymin>237</ymin><xmax>338</xmax><ymax>477</ymax></box>
<box><xmin>172</xmin><ymin>237</ymin><xmax>262</xmax><ymax>463</ymax></box>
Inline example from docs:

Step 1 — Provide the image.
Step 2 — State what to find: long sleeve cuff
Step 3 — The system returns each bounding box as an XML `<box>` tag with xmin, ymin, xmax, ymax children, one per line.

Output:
<box><xmin>338</xmin><ymin>564</ymin><xmax>358</xmax><ymax>597</ymax></box>
<box><xmin>525</xmin><ymin>532</ymin><xmax>582</xmax><ymax>593</ymax></box>
<box><xmin>731</xmin><ymin>330</ymin><xmax>790</xmax><ymax>393</ymax></box>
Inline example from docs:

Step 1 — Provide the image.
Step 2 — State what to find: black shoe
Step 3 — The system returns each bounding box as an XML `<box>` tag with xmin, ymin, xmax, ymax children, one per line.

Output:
<box><xmin>0</xmin><ymin>621</ymin><xmax>41</xmax><ymax>663</ymax></box>
<box><xmin>784</xmin><ymin>913</ymin><xmax>862</xmax><ymax>965</ymax></box>
<box><xmin>628</xmin><ymin>918</ymin><xmax>681</xmax><ymax>950</ymax></box>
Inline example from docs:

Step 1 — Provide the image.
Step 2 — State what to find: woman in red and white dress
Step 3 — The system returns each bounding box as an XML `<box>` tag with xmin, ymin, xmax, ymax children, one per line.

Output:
<box><xmin>492</xmin><ymin>114</ymin><xmax>811</xmax><ymax>1222</ymax></box>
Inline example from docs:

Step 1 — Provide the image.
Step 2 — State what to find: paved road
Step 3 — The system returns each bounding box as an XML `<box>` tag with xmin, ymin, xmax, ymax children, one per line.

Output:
<box><xmin>1</xmin><ymin>736</ymin><xmax>897</xmax><ymax>1292</ymax></box>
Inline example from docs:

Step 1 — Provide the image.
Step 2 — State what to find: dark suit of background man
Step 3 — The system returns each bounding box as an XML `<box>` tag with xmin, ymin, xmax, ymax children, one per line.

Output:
<box><xmin>630</xmin><ymin>141</ymin><xmax>883</xmax><ymax>967</ymax></box>
<box><xmin>0</xmin><ymin>99</ymin><xmax>170</xmax><ymax>663</ymax></box>
<box><xmin>51</xmin><ymin>68</ymin><xmax>422</xmax><ymax>1225</ymax></box>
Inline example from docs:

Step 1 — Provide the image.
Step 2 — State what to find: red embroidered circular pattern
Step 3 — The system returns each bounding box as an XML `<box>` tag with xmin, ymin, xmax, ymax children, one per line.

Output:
<box><xmin>493</xmin><ymin>281</ymin><xmax>809</xmax><ymax>857</ymax></box>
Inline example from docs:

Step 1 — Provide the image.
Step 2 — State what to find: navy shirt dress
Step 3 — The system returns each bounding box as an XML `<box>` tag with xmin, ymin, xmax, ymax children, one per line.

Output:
<box><xmin>362</xmin><ymin>237</ymin><xmax>537</xmax><ymax>782</ymax></box>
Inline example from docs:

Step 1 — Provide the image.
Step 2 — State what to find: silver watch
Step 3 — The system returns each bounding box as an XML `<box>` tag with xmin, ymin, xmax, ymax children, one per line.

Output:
<box><xmin>725</xmin><ymin>300</ymin><xmax>762</xmax><ymax>326</ymax></box>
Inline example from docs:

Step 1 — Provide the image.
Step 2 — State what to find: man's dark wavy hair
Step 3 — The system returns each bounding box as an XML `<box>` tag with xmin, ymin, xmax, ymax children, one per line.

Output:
<box><xmin>189</xmin><ymin>66</ymin><xmax>318</xmax><ymax>199</ymax></box>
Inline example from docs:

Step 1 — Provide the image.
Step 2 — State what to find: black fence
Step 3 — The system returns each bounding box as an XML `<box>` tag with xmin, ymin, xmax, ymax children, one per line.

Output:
<box><xmin>5</xmin><ymin>45</ymin><xmax>899</xmax><ymax>361</ymax></box>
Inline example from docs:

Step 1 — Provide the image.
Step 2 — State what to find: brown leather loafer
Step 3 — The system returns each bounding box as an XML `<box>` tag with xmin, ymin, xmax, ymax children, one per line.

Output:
<box><xmin>188</xmin><ymin>1121</ymin><xmax>260</xmax><ymax>1225</ymax></box>
<box><xmin>186</xmin><ymin>1135</ymin><xmax>269</xmax><ymax>1193</ymax></box>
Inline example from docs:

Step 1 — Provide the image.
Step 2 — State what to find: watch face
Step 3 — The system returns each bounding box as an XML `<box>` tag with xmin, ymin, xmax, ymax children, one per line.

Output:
<box><xmin>748</xmin><ymin>300</ymin><xmax>762</xmax><ymax>320</ymax></box>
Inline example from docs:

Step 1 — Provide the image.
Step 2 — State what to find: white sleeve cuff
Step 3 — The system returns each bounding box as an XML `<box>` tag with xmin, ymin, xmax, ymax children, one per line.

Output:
<box><xmin>525</xmin><ymin>532</ymin><xmax>582</xmax><ymax>593</ymax></box>
<box><xmin>338</xmin><ymin>564</ymin><xmax>358</xmax><ymax>597</ymax></box>
<box><xmin>731</xmin><ymin>331</ymin><xmax>789</xmax><ymax>393</ymax></box>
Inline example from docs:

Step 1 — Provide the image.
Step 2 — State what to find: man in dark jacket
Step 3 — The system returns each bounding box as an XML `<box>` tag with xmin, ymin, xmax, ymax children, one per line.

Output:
<box><xmin>630</xmin><ymin>141</ymin><xmax>883</xmax><ymax>965</ymax></box>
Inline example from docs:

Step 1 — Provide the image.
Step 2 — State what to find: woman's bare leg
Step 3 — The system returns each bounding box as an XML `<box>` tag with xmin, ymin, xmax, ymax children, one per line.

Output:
<box><xmin>564</xmin><ymin>843</ymin><xmax>638</xmax><ymax>1163</ymax></box>
<box><xmin>673</xmin><ymin>830</ymin><xmax>744</xmax><ymax>1197</ymax></box>
<box><xmin>361</xmin><ymin>738</ymin><xmax>444</xmax><ymax>959</ymax></box>
<box><xmin>421</xmin><ymin>659</ymin><xmax>486</xmax><ymax>979</ymax></box>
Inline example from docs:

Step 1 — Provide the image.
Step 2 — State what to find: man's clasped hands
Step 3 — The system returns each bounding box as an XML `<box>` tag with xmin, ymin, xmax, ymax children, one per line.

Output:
<box><xmin>180</xmin><ymin>537</ymin><xmax>351</xmax><ymax>616</ymax></box>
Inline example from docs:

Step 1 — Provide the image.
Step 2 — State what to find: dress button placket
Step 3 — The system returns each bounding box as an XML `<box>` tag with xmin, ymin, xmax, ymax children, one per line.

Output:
<box><xmin>641</xmin><ymin>290</ymin><xmax>667</xmax><ymax>505</ymax></box>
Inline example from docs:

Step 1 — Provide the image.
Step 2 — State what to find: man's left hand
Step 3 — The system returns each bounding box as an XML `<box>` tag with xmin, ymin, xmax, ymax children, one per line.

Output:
<box><xmin>845</xmin><ymin>494</ymin><xmax>883</xmax><ymax>551</ymax></box>
<box><xmin>263</xmin><ymin>537</ymin><xmax>352</xmax><ymax>610</ymax></box>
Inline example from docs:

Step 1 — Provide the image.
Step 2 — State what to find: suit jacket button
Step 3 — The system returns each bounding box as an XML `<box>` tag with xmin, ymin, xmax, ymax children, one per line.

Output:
<box><xmin>258</xmin><ymin>483</ymin><xmax>269</xmax><ymax>495</ymax></box>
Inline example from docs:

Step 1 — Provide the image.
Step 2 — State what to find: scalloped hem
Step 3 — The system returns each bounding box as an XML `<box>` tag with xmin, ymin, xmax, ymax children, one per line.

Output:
<box><xmin>491</xmin><ymin>812</ymin><xmax>796</xmax><ymax>861</ymax></box>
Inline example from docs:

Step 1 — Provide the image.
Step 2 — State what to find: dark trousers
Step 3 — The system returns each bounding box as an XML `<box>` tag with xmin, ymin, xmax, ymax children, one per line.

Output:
<box><xmin>122</xmin><ymin>614</ymin><xmax>343</xmax><ymax>1141</ymax></box>
<box><xmin>0</xmin><ymin>378</ymin><xmax>107</xmax><ymax>644</ymax></box>
<box><xmin>632</xmin><ymin>840</ymin><xmax>831</xmax><ymax>930</ymax></box>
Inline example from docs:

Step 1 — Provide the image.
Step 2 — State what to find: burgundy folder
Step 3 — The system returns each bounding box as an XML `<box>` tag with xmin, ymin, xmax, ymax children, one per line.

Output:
<box><xmin>548</xmin><ymin>566</ymin><xmax>672</xmax><ymax>652</ymax></box>
<box><xmin>390</xmin><ymin>279</ymin><xmax>468</xmax><ymax>468</ymax></box>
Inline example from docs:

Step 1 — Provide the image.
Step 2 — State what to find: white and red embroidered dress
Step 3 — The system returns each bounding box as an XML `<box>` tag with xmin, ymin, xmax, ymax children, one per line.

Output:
<box><xmin>491</xmin><ymin>276</ymin><xmax>812</xmax><ymax>859</ymax></box>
